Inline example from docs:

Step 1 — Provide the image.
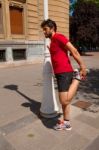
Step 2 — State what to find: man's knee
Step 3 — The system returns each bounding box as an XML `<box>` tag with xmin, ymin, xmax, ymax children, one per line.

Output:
<box><xmin>60</xmin><ymin>99</ymin><xmax>70</xmax><ymax>105</ymax></box>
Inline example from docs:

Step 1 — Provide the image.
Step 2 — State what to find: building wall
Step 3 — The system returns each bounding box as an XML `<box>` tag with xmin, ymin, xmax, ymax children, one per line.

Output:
<box><xmin>38</xmin><ymin>0</ymin><xmax>69</xmax><ymax>40</ymax></box>
<box><xmin>26</xmin><ymin>0</ymin><xmax>39</xmax><ymax>40</ymax></box>
<box><xmin>49</xmin><ymin>0</ymin><xmax>69</xmax><ymax>36</ymax></box>
<box><xmin>0</xmin><ymin>0</ymin><xmax>69</xmax><ymax>67</ymax></box>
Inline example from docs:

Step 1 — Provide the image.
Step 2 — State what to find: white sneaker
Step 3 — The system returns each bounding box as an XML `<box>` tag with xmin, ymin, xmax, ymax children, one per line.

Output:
<box><xmin>73</xmin><ymin>69</ymin><xmax>81</xmax><ymax>81</ymax></box>
<box><xmin>64</xmin><ymin>121</ymin><xmax>72</xmax><ymax>131</ymax></box>
<box><xmin>53</xmin><ymin>120</ymin><xmax>72</xmax><ymax>131</ymax></box>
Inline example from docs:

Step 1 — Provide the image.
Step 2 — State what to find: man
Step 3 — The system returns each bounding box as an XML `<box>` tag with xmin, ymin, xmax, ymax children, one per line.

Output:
<box><xmin>41</xmin><ymin>19</ymin><xmax>87</xmax><ymax>131</ymax></box>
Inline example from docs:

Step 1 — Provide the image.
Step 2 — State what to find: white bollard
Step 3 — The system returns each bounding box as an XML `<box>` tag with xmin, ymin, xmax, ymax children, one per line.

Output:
<box><xmin>40</xmin><ymin>53</ymin><xmax>59</xmax><ymax>118</ymax></box>
<box><xmin>40</xmin><ymin>0</ymin><xmax>59</xmax><ymax>118</ymax></box>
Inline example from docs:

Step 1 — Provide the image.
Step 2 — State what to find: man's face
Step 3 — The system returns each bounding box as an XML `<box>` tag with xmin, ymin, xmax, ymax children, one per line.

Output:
<box><xmin>42</xmin><ymin>25</ymin><xmax>53</xmax><ymax>38</ymax></box>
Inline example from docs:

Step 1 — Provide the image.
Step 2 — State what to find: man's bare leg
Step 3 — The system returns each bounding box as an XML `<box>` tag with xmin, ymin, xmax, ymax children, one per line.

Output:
<box><xmin>59</xmin><ymin>79</ymin><xmax>80</xmax><ymax>120</ymax></box>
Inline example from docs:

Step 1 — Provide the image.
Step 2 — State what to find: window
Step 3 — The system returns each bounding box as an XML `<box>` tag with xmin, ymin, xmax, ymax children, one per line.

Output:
<box><xmin>0</xmin><ymin>4</ymin><xmax>3</xmax><ymax>34</ymax></box>
<box><xmin>9</xmin><ymin>5</ymin><xmax>24</xmax><ymax>34</ymax></box>
<box><xmin>13</xmin><ymin>49</ymin><xmax>26</xmax><ymax>60</ymax></box>
<box><xmin>0</xmin><ymin>50</ymin><xmax>6</xmax><ymax>62</ymax></box>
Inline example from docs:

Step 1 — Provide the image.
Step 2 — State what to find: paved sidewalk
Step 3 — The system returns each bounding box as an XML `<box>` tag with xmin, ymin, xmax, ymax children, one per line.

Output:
<box><xmin>0</xmin><ymin>52</ymin><xmax>99</xmax><ymax>150</ymax></box>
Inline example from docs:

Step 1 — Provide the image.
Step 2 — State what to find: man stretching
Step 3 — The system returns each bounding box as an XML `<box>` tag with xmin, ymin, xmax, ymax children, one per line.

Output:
<box><xmin>41</xmin><ymin>19</ymin><xmax>87</xmax><ymax>130</ymax></box>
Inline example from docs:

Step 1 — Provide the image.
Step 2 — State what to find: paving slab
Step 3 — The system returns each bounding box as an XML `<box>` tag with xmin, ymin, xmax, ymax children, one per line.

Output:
<box><xmin>75</xmin><ymin>114</ymin><xmax>99</xmax><ymax>129</ymax></box>
<box><xmin>72</xmin><ymin>119</ymin><xmax>99</xmax><ymax>140</ymax></box>
<box><xmin>6</xmin><ymin>119</ymin><xmax>75</xmax><ymax>150</ymax></box>
<box><xmin>0</xmin><ymin>134</ymin><xmax>15</xmax><ymax>150</ymax></box>
<box><xmin>83</xmin><ymin>135</ymin><xmax>99</xmax><ymax>150</ymax></box>
<box><xmin>53</xmin><ymin>131</ymin><xmax>89</xmax><ymax>150</ymax></box>
<box><xmin>0</xmin><ymin>114</ymin><xmax>38</xmax><ymax>135</ymax></box>
<box><xmin>0</xmin><ymin>52</ymin><xmax>99</xmax><ymax>150</ymax></box>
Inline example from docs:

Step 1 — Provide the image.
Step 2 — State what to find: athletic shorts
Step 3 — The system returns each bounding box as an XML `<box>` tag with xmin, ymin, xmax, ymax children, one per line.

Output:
<box><xmin>55</xmin><ymin>72</ymin><xmax>73</xmax><ymax>92</ymax></box>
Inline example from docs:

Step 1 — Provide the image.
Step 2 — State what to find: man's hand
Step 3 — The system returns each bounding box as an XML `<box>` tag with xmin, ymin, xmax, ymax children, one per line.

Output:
<box><xmin>80</xmin><ymin>67</ymin><xmax>87</xmax><ymax>80</ymax></box>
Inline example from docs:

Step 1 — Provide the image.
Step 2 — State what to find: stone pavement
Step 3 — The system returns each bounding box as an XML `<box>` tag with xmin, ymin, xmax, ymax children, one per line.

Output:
<box><xmin>0</xmin><ymin>52</ymin><xmax>99</xmax><ymax>150</ymax></box>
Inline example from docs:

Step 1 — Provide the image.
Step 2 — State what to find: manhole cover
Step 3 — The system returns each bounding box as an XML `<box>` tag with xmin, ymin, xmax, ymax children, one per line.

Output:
<box><xmin>73</xmin><ymin>100</ymin><xmax>92</xmax><ymax>109</ymax></box>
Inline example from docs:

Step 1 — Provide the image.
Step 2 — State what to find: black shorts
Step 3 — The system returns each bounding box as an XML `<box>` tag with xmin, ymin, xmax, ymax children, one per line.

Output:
<box><xmin>55</xmin><ymin>72</ymin><xmax>73</xmax><ymax>92</ymax></box>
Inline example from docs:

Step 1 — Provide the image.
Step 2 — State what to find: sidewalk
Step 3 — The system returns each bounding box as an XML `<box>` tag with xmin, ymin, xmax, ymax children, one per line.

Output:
<box><xmin>0</xmin><ymin>52</ymin><xmax>99</xmax><ymax>150</ymax></box>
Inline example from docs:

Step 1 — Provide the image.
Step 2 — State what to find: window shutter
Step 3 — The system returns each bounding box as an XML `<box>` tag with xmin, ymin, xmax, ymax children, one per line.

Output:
<box><xmin>10</xmin><ymin>6</ymin><xmax>24</xmax><ymax>34</ymax></box>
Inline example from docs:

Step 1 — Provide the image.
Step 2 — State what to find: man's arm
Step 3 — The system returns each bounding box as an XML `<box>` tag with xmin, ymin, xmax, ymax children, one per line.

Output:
<box><xmin>65</xmin><ymin>42</ymin><xmax>87</xmax><ymax>79</ymax></box>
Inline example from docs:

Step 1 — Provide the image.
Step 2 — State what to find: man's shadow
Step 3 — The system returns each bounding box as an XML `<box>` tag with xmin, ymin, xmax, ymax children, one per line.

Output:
<box><xmin>4</xmin><ymin>84</ymin><xmax>60</xmax><ymax>129</ymax></box>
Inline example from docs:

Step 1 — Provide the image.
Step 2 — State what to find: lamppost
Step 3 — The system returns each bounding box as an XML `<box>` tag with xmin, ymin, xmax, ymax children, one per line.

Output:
<box><xmin>40</xmin><ymin>0</ymin><xmax>59</xmax><ymax>118</ymax></box>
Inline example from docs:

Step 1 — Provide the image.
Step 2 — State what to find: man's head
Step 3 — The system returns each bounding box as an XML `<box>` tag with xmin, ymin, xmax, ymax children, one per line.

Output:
<box><xmin>41</xmin><ymin>19</ymin><xmax>57</xmax><ymax>38</ymax></box>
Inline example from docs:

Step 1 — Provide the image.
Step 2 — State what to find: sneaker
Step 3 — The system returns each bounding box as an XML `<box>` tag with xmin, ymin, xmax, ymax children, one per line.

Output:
<box><xmin>73</xmin><ymin>69</ymin><xmax>81</xmax><ymax>81</ymax></box>
<box><xmin>53</xmin><ymin>120</ymin><xmax>65</xmax><ymax>131</ymax></box>
<box><xmin>64</xmin><ymin>121</ymin><xmax>72</xmax><ymax>131</ymax></box>
<box><xmin>73</xmin><ymin>68</ymin><xmax>89</xmax><ymax>81</ymax></box>
<box><xmin>53</xmin><ymin>120</ymin><xmax>72</xmax><ymax>131</ymax></box>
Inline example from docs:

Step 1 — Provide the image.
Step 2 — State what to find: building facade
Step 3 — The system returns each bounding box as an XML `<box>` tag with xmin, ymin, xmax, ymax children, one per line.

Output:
<box><xmin>0</xmin><ymin>0</ymin><xmax>69</xmax><ymax>67</ymax></box>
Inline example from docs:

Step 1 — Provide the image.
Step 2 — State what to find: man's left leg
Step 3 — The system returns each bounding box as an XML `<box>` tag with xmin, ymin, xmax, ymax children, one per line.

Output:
<box><xmin>54</xmin><ymin>79</ymin><xmax>80</xmax><ymax>130</ymax></box>
<box><xmin>59</xmin><ymin>79</ymin><xmax>80</xmax><ymax>120</ymax></box>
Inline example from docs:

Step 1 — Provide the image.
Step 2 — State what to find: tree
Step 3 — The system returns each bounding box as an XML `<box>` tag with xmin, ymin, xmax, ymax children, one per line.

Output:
<box><xmin>86</xmin><ymin>0</ymin><xmax>99</xmax><ymax>5</ymax></box>
<box><xmin>70</xmin><ymin>0</ymin><xmax>99</xmax><ymax>53</ymax></box>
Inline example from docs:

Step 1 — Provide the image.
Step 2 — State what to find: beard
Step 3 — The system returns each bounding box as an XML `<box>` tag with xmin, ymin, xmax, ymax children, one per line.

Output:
<box><xmin>45</xmin><ymin>32</ymin><xmax>52</xmax><ymax>38</ymax></box>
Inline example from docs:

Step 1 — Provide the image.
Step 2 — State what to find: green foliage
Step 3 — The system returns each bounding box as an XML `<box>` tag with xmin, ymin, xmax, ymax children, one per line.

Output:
<box><xmin>86</xmin><ymin>0</ymin><xmax>99</xmax><ymax>4</ymax></box>
<box><xmin>70</xmin><ymin>0</ymin><xmax>99</xmax><ymax>52</ymax></box>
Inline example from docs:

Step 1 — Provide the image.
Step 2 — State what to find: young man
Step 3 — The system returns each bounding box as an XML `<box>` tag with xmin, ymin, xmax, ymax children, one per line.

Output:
<box><xmin>41</xmin><ymin>19</ymin><xmax>87</xmax><ymax>131</ymax></box>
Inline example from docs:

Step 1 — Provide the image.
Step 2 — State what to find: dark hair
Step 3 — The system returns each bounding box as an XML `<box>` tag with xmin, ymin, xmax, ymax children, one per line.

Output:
<box><xmin>41</xmin><ymin>19</ymin><xmax>57</xmax><ymax>32</ymax></box>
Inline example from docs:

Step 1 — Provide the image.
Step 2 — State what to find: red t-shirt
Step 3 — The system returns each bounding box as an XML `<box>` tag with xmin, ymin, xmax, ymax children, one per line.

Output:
<box><xmin>50</xmin><ymin>33</ymin><xmax>73</xmax><ymax>74</ymax></box>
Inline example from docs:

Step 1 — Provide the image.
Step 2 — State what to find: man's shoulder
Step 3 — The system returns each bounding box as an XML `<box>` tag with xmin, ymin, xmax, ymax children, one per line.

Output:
<box><xmin>54</xmin><ymin>33</ymin><xmax>69</xmax><ymax>45</ymax></box>
<box><xmin>55</xmin><ymin>33</ymin><xmax>68</xmax><ymax>39</ymax></box>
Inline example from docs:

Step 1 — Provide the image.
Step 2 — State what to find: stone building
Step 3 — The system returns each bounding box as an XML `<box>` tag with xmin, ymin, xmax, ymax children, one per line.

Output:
<box><xmin>0</xmin><ymin>0</ymin><xmax>69</xmax><ymax>67</ymax></box>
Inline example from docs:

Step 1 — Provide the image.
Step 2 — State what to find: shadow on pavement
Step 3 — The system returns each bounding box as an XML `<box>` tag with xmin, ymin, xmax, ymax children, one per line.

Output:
<box><xmin>81</xmin><ymin>53</ymin><xmax>94</xmax><ymax>56</ymax></box>
<box><xmin>78</xmin><ymin>69</ymin><xmax>99</xmax><ymax>104</ymax></box>
<box><xmin>4</xmin><ymin>84</ymin><xmax>59</xmax><ymax>129</ymax></box>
